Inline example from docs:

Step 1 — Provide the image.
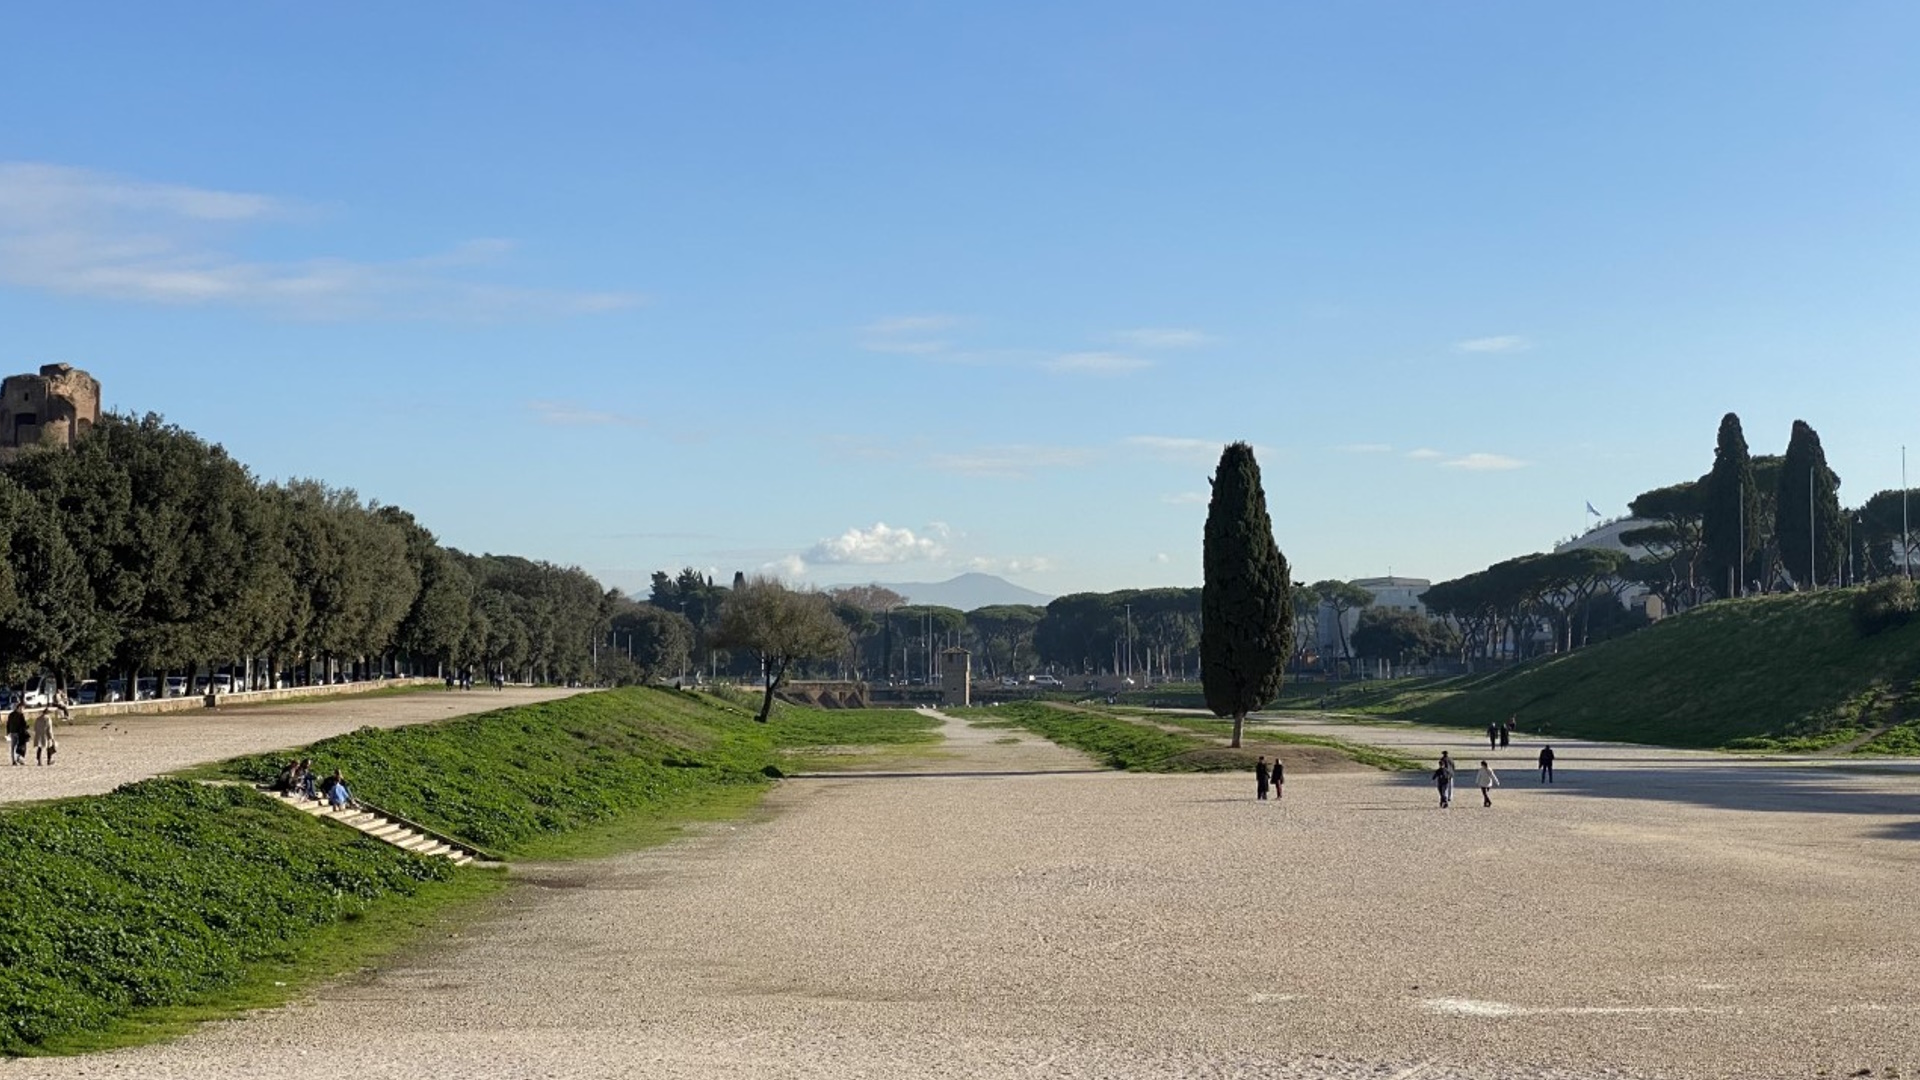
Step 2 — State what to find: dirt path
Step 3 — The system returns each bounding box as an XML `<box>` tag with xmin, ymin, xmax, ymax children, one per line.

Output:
<box><xmin>13</xmin><ymin>705</ymin><xmax>1920</xmax><ymax>1079</ymax></box>
<box><xmin>0</xmin><ymin>686</ymin><xmax>584</xmax><ymax>804</ymax></box>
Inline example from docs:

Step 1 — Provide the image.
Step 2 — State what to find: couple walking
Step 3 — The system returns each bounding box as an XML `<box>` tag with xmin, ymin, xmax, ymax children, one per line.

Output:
<box><xmin>1432</xmin><ymin>751</ymin><xmax>1498</xmax><ymax>808</ymax></box>
<box><xmin>6</xmin><ymin>702</ymin><xmax>56</xmax><ymax>766</ymax></box>
<box><xmin>1254</xmin><ymin>756</ymin><xmax>1284</xmax><ymax>801</ymax></box>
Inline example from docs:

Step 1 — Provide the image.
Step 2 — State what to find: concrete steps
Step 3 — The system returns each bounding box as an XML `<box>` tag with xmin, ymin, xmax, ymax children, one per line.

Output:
<box><xmin>263</xmin><ymin>790</ymin><xmax>486</xmax><ymax>867</ymax></box>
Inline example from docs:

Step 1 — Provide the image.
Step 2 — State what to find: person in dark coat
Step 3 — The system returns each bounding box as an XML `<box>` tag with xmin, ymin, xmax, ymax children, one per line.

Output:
<box><xmin>5</xmin><ymin>702</ymin><xmax>26</xmax><ymax>766</ymax></box>
<box><xmin>1433</xmin><ymin>751</ymin><xmax>1455</xmax><ymax>808</ymax></box>
<box><xmin>1498</xmin><ymin>722</ymin><xmax>1510</xmax><ymax>748</ymax></box>
<box><xmin>1255</xmin><ymin>756</ymin><xmax>1270</xmax><ymax>801</ymax></box>
<box><xmin>1487</xmin><ymin>721</ymin><xmax>1499</xmax><ymax>751</ymax></box>
<box><xmin>1539</xmin><ymin>745</ymin><xmax>1556</xmax><ymax>783</ymax></box>
<box><xmin>1270</xmin><ymin>756</ymin><xmax>1284</xmax><ymax>800</ymax></box>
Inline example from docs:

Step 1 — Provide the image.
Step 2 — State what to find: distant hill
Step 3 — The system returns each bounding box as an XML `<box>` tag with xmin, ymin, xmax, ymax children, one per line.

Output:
<box><xmin>866</xmin><ymin>573</ymin><xmax>1053</xmax><ymax>611</ymax></box>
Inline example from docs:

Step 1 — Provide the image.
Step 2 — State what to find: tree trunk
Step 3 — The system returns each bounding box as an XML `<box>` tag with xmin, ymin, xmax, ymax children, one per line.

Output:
<box><xmin>1230</xmin><ymin>711</ymin><xmax>1245</xmax><ymax>748</ymax></box>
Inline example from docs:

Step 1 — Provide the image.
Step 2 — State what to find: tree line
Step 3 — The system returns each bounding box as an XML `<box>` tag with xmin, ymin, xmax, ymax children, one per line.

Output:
<box><xmin>0</xmin><ymin>413</ymin><xmax>611</xmax><ymax>693</ymax></box>
<box><xmin>1421</xmin><ymin>412</ymin><xmax>1918</xmax><ymax>666</ymax></box>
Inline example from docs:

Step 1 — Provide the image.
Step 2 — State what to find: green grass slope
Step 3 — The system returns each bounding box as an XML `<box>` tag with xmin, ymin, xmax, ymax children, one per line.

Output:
<box><xmin>7</xmin><ymin>689</ymin><xmax>939</xmax><ymax>1056</ymax></box>
<box><xmin>1335</xmin><ymin>591</ymin><xmax>1920</xmax><ymax>750</ymax></box>
<box><xmin>209</xmin><ymin>688</ymin><xmax>940</xmax><ymax>857</ymax></box>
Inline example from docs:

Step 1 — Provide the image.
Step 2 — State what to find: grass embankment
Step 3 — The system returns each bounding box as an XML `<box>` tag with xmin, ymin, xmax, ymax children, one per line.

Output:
<box><xmin>957</xmin><ymin>701</ymin><xmax>1225</xmax><ymax>770</ymax></box>
<box><xmin>1146</xmin><ymin>713</ymin><xmax>1425</xmax><ymax>771</ymax></box>
<box><xmin>958</xmin><ymin>701</ymin><xmax>1420</xmax><ymax>771</ymax></box>
<box><xmin>6</xmin><ymin>688</ymin><xmax>939</xmax><ymax>1056</ymax></box>
<box><xmin>1287</xmin><ymin>591</ymin><xmax>1920</xmax><ymax>751</ymax></box>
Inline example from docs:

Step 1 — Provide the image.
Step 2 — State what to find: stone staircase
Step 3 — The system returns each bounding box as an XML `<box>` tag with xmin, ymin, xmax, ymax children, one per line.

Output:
<box><xmin>264</xmin><ymin>790</ymin><xmax>493</xmax><ymax>866</ymax></box>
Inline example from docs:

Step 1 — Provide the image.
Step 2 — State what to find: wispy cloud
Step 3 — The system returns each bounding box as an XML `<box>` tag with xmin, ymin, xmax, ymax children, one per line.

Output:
<box><xmin>1406</xmin><ymin>448</ymin><xmax>1446</xmax><ymax>460</ymax></box>
<box><xmin>1111</xmin><ymin>327</ymin><xmax>1211</xmax><ymax>349</ymax></box>
<box><xmin>965</xmin><ymin>554</ymin><xmax>1054</xmax><ymax>575</ymax></box>
<box><xmin>1338</xmin><ymin>443</ymin><xmax>1394</xmax><ymax>454</ymax></box>
<box><xmin>528</xmin><ymin>400</ymin><xmax>646</xmax><ymax>428</ymax></box>
<box><xmin>929</xmin><ymin>445</ymin><xmax>1096</xmax><ymax>478</ymax></box>
<box><xmin>0</xmin><ymin>162</ymin><xmax>643</xmax><ymax>318</ymax></box>
<box><xmin>1453</xmin><ymin>335</ymin><xmax>1532</xmax><ymax>354</ymax></box>
<box><xmin>804</xmin><ymin>522</ymin><xmax>946</xmax><ymax>566</ymax></box>
<box><xmin>1441</xmin><ymin>452</ymin><xmax>1528</xmax><ymax>471</ymax></box>
<box><xmin>858</xmin><ymin>314</ymin><xmax>957</xmax><ymax>354</ymax></box>
<box><xmin>1045</xmin><ymin>351</ymin><xmax>1150</xmax><ymax>375</ymax></box>
<box><xmin>1127</xmin><ymin>435</ymin><xmax>1220</xmax><ymax>463</ymax></box>
<box><xmin>1151</xmin><ymin>552</ymin><xmax>1171</xmax><ymax>564</ymax></box>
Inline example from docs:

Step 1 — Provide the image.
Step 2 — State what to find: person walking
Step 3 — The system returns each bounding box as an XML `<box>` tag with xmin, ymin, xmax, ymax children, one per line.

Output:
<box><xmin>1270</xmin><ymin>756</ymin><xmax>1284</xmax><ymax>800</ymax></box>
<box><xmin>32</xmin><ymin>707</ymin><xmax>56</xmax><ymax>765</ymax></box>
<box><xmin>1539</xmin><ymin>745</ymin><xmax>1555</xmax><ymax>783</ymax></box>
<box><xmin>1486</xmin><ymin>721</ymin><xmax>1499</xmax><ymax>751</ymax></box>
<box><xmin>1498</xmin><ymin>721</ymin><xmax>1510</xmax><ymax>749</ymax></box>
<box><xmin>1255</xmin><ymin>756</ymin><xmax>1270</xmax><ymax>801</ymax></box>
<box><xmin>1476</xmin><ymin>760</ymin><xmax>1499</xmax><ymax>807</ymax></box>
<box><xmin>1434</xmin><ymin>751</ymin><xmax>1456</xmax><ymax>808</ymax></box>
<box><xmin>5</xmin><ymin>702</ymin><xmax>26</xmax><ymax>766</ymax></box>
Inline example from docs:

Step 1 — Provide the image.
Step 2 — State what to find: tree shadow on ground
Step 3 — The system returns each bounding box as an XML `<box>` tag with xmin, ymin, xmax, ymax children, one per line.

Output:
<box><xmin>1383</xmin><ymin>764</ymin><xmax>1920</xmax><ymax>839</ymax></box>
<box><xmin>785</xmin><ymin>769</ymin><xmax>1109</xmax><ymax>779</ymax></box>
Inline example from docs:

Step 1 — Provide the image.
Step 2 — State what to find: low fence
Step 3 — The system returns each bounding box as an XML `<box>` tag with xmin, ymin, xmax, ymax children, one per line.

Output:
<box><xmin>62</xmin><ymin>677</ymin><xmax>443</xmax><ymax>720</ymax></box>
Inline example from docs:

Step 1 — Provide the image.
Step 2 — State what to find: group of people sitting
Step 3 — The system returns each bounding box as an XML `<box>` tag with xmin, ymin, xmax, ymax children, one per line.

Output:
<box><xmin>270</xmin><ymin>758</ymin><xmax>354</xmax><ymax>809</ymax></box>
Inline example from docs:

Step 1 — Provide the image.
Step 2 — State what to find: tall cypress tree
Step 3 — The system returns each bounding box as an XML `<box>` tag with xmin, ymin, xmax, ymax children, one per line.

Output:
<box><xmin>1201</xmin><ymin>442</ymin><xmax>1292</xmax><ymax>748</ymax></box>
<box><xmin>1775</xmin><ymin>419</ymin><xmax>1845</xmax><ymax>589</ymax></box>
<box><xmin>1702</xmin><ymin>412</ymin><xmax>1763</xmax><ymax>598</ymax></box>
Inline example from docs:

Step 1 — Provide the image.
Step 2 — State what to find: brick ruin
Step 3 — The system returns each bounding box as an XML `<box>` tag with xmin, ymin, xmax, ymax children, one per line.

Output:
<box><xmin>0</xmin><ymin>364</ymin><xmax>101</xmax><ymax>460</ymax></box>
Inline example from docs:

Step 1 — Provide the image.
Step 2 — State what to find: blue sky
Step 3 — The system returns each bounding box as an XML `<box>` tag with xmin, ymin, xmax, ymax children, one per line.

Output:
<box><xmin>4</xmin><ymin>2</ymin><xmax>1917</xmax><ymax>599</ymax></box>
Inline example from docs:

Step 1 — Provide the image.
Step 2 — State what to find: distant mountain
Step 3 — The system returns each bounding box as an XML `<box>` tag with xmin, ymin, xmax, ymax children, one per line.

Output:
<box><xmin>865</xmin><ymin>572</ymin><xmax>1052</xmax><ymax>611</ymax></box>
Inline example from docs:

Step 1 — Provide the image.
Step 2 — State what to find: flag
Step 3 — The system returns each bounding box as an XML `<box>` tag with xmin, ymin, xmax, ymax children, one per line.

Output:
<box><xmin>1586</xmin><ymin>501</ymin><xmax>1601</xmax><ymax>517</ymax></box>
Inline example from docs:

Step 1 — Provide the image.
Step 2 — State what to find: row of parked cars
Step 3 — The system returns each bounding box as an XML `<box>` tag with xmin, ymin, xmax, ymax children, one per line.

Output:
<box><xmin>3</xmin><ymin>670</ymin><xmax>381</xmax><ymax>710</ymax></box>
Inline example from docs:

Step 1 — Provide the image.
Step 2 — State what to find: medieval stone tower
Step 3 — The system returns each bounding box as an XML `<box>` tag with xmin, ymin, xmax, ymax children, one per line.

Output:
<box><xmin>0</xmin><ymin>364</ymin><xmax>101</xmax><ymax>460</ymax></box>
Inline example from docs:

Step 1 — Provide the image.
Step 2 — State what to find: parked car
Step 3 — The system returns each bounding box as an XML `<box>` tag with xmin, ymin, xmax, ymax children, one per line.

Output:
<box><xmin>164</xmin><ymin>676</ymin><xmax>189</xmax><ymax>698</ymax></box>
<box><xmin>135</xmin><ymin>677</ymin><xmax>159</xmax><ymax>700</ymax></box>
<box><xmin>20</xmin><ymin>675</ymin><xmax>56</xmax><ymax>708</ymax></box>
<box><xmin>1029</xmin><ymin>674</ymin><xmax>1065</xmax><ymax>688</ymax></box>
<box><xmin>76</xmin><ymin>679</ymin><xmax>100</xmax><ymax>704</ymax></box>
<box><xmin>211</xmin><ymin>674</ymin><xmax>236</xmax><ymax>695</ymax></box>
<box><xmin>105</xmin><ymin>678</ymin><xmax>128</xmax><ymax>702</ymax></box>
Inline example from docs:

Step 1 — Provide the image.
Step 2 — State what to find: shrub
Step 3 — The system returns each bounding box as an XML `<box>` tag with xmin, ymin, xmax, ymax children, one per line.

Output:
<box><xmin>1852</xmin><ymin>578</ymin><xmax>1918</xmax><ymax>636</ymax></box>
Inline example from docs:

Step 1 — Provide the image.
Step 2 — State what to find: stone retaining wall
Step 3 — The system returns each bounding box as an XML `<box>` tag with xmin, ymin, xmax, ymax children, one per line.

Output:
<box><xmin>66</xmin><ymin>677</ymin><xmax>444</xmax><ymax>720</ymax></box>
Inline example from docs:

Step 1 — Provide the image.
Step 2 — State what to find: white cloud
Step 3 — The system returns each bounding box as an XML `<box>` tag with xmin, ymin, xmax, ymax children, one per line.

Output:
<box><xmin>1111</xmin><ymin>327</ymin><xmax>1210</xmax><ymax>349</ymax></box>
<box><xmin>1162</xmin><ymin>491</ymin><xmax>1208</xmax><ymax>505</ymax></box>
<box><xmin>1338</xmin><ymin>443</ymin><xmax>1394</xmax><ymax>454</ymax></box>
<box><xmin>0</xmin><ymin>161</ymin><xmax>642</xmax><ymax>318</ymax></box>
<box><xmin>527</xmin><ymin>400</ymin><xmax>645</xmax><ymax>427</ymax></box>
<box><xmin>1045</xmin><ymin>351</ymin><xmax>1151</xmax><ymax>375</ymax></box>
<box><xmin>1441</xmin><ymin>452</ymin><xmax>1528</xmax><ymax>471</ymax></box>
<box><xmin>1151</xmin><ymin>552</ymin><xmax>1171</xmax><ymax>564</ymax></box>
<box><xmin>1406</xmin><ymin>448</ymin><xmax>1445</xmax><ymax>460</ymax></box>
<box><xmin>1453</xmin><ymin>335</ymin><xmax>1532</xmax><ymax>354</ymax></box>
<box><xmin>929</xmin><ymin>445</ymin><xmax>1095</xmax><ymax>478</ymax></box>
<box><xmin>804</xmin><ymin>523</ymin><xmax>946</xmax><ymax>566</ymax></box>
<box><xmin>764</xmin><ymin>555</ymin><xmax>809</xmax><ymax>578</ymax></box>
<box><xmin>858</xmin><ymin>314</ymin><xmax>957</xmax><ymax>354</ymax></box>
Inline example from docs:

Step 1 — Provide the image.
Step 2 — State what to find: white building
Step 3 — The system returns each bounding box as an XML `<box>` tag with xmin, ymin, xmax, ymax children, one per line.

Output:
<box><xmin>1316</xmin><ymin>576</ymin><xmax>1431</xmax><ymax>658</ymax></box>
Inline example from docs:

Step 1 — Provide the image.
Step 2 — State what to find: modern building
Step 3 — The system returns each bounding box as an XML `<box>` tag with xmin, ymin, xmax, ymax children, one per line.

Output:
<box><xmin>1316</xmin><ymin>576</ymin><xmax>1431</xmax><ymax>659</ymax></box>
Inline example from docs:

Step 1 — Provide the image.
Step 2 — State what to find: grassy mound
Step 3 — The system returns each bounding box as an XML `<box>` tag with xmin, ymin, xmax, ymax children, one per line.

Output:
<box><xmin>209</xmin><ymin>688</ymin><xmax>940</xmax><ymax>857</ymax></box>
<box><xmin>8</xmin><ymin>689</ymin><xmax>940</xmax><ymax>1056</ymax></box>
<box><xmin>0</xmin><ymin>779</ymin><xmax>459</xmax><ymax>1055</ymax></box>
<box><xmin>958</xmin><ymin>702</ymin><xmax>1228</xmax><ymax>771</ymax></box>
<box><xmin>1306</xmin><ymin>591</ymin><xmax>1920</xmax><ymax>750</ymax></box>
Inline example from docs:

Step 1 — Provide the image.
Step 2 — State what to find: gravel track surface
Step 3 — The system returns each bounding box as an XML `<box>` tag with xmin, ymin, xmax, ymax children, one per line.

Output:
<box><xmin>10</xmin><ymin>708</ymin><xmax>1919</xmax><ymax>1079</ymax></box>
<box><xmin>0</xmin><ymin>686</ymin><xmax>582</xmax><ymax>803</ymax></box>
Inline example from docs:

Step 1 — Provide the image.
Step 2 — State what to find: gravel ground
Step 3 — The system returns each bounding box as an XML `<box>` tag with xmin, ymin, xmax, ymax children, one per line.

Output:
<box><xmin>10</xmin><ymin>709</ymin><xmax>1919</xmax><ymax>1079</ymax></box>
<box><xmin>0</xmin><ymin>686</ymin><xmax>582</xmax><ymax>803</ymax></box>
